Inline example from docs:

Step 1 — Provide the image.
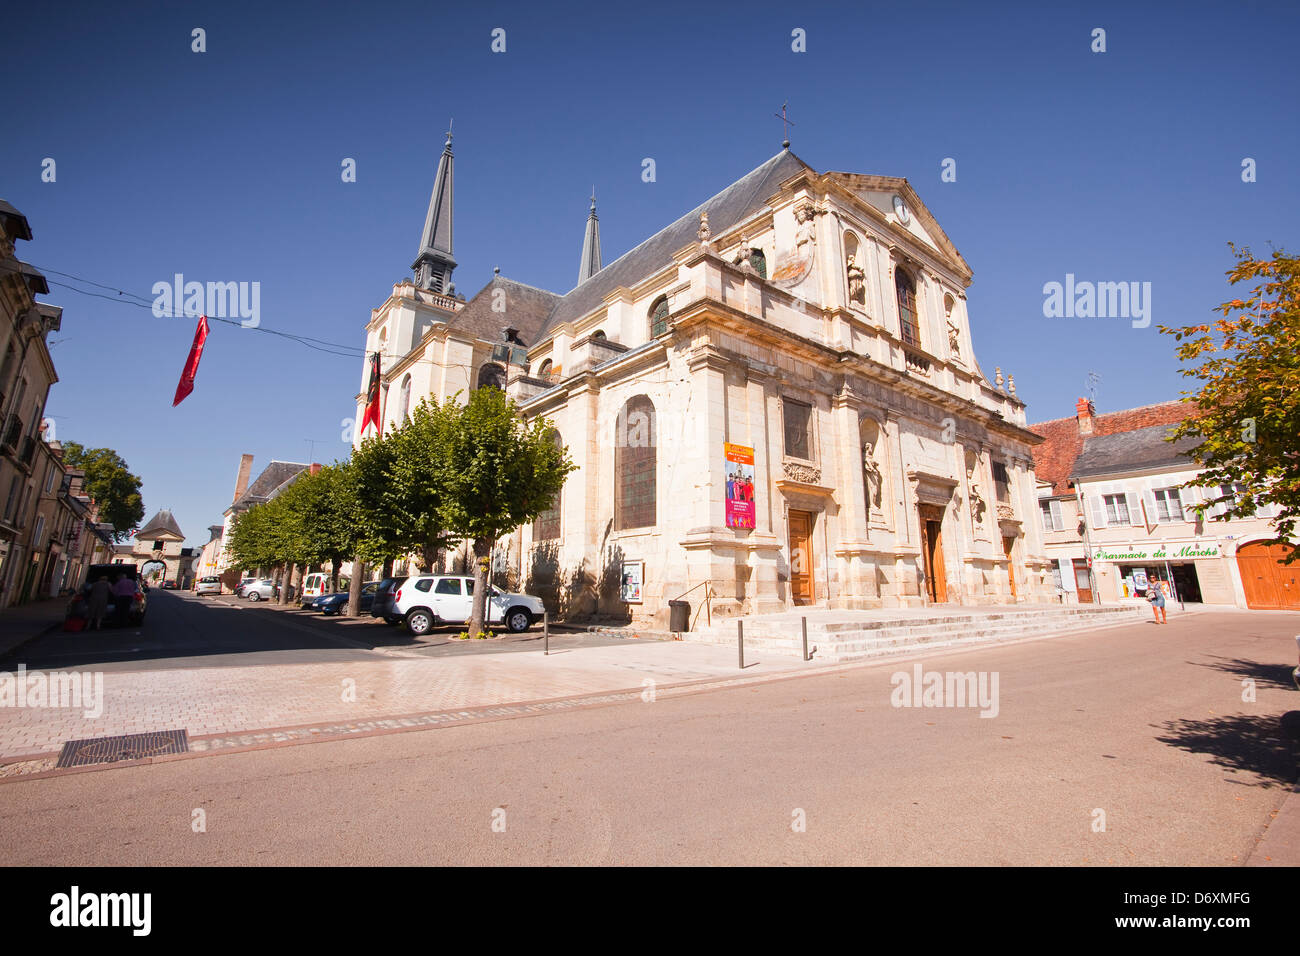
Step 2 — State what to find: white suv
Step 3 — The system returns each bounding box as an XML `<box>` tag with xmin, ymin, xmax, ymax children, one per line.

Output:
<box><xmin>391</xmin><ymin>575</ymin><xmax>544</xmax><ymax>636</ymax></box>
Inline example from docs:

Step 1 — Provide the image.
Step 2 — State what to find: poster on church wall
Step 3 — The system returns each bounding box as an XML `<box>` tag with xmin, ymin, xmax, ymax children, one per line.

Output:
<box><xmin>620</xmin><ymin>560</ymin><xmax>643</xmax><ymax>604</ymax></box>
<box><xmin>725</xmin><ymin>443</ymin><xmax>756</xmax><ymax>530</ymax></box>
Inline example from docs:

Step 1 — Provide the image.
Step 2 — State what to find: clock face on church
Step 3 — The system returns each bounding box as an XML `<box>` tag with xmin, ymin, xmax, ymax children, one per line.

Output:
<box><xmin>892</xmin><ymin>194</ymin><xmax>911</xmax><ymax>225</ymax></box>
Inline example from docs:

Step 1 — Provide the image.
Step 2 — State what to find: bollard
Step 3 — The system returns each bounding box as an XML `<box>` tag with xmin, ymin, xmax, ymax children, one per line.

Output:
<box><xmin>738</xmin><ymin>620</ymin><xmax>744</xmax><ymax>670</ymax></box>
<box><xmin>544</xmin><ymin>610</ymin><xmax>549</xmax><ymax>656</ymax></box>
<box><xmin>801</xmin><ymin>616</ymin><xmax>808</xmax><ymax>661</ymax></box>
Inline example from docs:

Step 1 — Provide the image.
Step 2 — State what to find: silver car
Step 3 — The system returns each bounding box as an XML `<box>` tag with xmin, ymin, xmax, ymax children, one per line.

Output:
<box><xmin>195</xmin><ymin>576</ymin><xmax>222</xmax><ymax>596</ymax></box>
<box><xmin>241</xmin><ymin>579</ymin><xmax>278</xmax><ymax>602</ymax></box>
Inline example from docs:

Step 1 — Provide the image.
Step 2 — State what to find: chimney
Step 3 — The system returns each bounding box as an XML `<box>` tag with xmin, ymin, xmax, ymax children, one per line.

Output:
<box><xmin>233</xmin><ymin>454</ymin><xmax>254</xmax><ymax>503</ymax></box>
<box><xmin>310</xmin><ymin>463</ymin><xmax>322</xmax><ymax>475</ymax></box>
<box><xmin>1075</xmin><ymin>398</ymin><xmax>1095</xmax><ymax>436</ymax></box>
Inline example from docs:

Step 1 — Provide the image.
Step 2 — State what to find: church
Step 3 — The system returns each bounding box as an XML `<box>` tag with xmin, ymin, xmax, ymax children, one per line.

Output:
<box><xmin>354</xmin><ymin>133</ymin><xmax>1054</xmax><ymax>626</ymax></box>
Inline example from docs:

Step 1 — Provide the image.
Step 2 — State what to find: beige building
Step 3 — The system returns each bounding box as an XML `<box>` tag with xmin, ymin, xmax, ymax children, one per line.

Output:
<box><xmin>1031</xmin><ymin>398</ymin><xmax>1298</xmax><ymax>609</ymax></box>
<box><xmin>358</xmin><ymin>143</ymin><xmax>1055</xmax><ymax>625</ymax></box>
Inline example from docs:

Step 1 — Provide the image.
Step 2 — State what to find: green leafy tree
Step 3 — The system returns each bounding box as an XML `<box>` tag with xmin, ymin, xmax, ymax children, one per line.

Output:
<box><xmin>1159</xmin><ymin>244</ymin><xmax>1300</xmax><ymax>558</ymax></box>
<box><xmin>356</xmin><ymin>398</ymin><xmax>458</xmax><ymax>571</ymax></box>
<box><xmin>60</xmin><ymin>442</ymin><xmax>145</xmax><ymax>540</ymax></box>
<box><xmin>438</xmin><ymin>387</ymin><xmax>575</xmax><ymax>637</ymax></box>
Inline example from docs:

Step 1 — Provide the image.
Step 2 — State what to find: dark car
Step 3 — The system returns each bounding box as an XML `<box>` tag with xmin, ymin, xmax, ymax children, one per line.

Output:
<box><xmin>317</xmin><ymin>581</ymin><xmax>378</xmax><ymax>615</ymax></box>
<box><xmin>369</xmin><ymin>576</ymin><xmax>407</xmax><ymax>625</ymax></box>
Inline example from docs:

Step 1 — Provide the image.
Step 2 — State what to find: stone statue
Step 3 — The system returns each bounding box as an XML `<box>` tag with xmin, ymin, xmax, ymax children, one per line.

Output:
<box><xmin>846</xmin><ymin>255</ymin><xmax>865</xmax><ymax>306</ymax></box>
<box><xmin>862</xmin><ymin>441</ymin><xmax>883</xmax><ymax>514</ymax></box>
<box><xmin>947</xmin><ymin>320</ymin><xmax>960</xmax><ymax>354</ymax></box>
<box><xmin>969</xmin><ymin>482</ymin><xmax>987</xmax><ymax>525</ymax></box>
<box><xmin>794</xmin><ymin>203</ymin><xmax>817</xmax><ymax>254</ymax></box>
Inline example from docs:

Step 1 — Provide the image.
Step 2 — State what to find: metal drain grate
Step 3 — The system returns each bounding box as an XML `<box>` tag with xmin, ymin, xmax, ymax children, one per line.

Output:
<box><xmin>56</xmin><ymin>729</ymin><xmax>188</xmax><ymax>768</ymax></box>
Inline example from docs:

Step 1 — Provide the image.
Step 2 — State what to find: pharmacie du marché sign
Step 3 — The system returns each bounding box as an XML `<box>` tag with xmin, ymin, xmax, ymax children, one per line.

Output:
<box><xmin>1093</xmin><ymin>542</ymin><xmax>1221</xmax><ymax>562</ymax></box>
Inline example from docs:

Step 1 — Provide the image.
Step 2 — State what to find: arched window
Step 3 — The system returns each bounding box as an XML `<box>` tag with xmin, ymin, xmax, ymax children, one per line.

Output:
<box><xmin>591</xmin><ymin>330</ymin><xmax>606</xmax><ymax>341</ymax></box>
<box><xmin>537</xmin><ymin>359</ymin><xmax>552</xmax><ymax>380</ymax></box>
<box><xmin>894</xmin><ymin>267</ymin><xmax>920</xmax><ymax>347</ymax></box>
<box><xmin>533</xmin><ymin>429</ymin><xmax>564</xmax><ymax>540</ymax></box>
<box><xmin>397</xmin><ymin>375</ymin><xmax>411</xmax><ymax>421</ymax></box>
<box><xmin>477</xmin><ymin>363</ymin><xmax>505</xmax><ymax>390</ymax></box>
<box><xmin>615</xmin><ymin>395</ymin><xmax>656</xmax><ymax>530</ymax></box>
<box><xmin>748</xmin><ymin>248</ymin><xmax>767</xmax><ymax>279</ymax></box>
<box><xmin>649</xmin><ymin>297</ymin><xmax>669</xmax><ymax>339</ymax></box>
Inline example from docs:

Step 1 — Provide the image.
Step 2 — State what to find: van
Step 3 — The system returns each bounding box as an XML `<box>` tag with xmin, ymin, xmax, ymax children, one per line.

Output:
<box><xmin>300</xmin><ymin>572</ymin><xmax>331</xmax><ymax>607</ymax></box>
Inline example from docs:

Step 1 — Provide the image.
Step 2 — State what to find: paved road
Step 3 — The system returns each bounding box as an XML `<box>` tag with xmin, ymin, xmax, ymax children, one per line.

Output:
<box><xmin>1</xmin><ymin>608</ymin><xmax>1295</xmax><ymax>865</ymax></box>
<box><xmin>0</xmin><ymin>589</ymin><xmax>628</xmax><ymax>672</ymax></box>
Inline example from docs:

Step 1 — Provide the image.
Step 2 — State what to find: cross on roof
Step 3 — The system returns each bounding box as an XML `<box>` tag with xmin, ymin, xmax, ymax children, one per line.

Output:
<box><xmin>774</xmin><ymin>102</ymin><xmax>795</xmax><ymax>149</ymax></box>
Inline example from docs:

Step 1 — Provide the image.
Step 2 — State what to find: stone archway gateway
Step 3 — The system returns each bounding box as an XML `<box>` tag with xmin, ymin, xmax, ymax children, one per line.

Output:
<box><xmin>1235</xmin><ymin>542</ymin><xmax>1300</xmax><ymax>609</ymax></box>
<box><xmin>140</xmin><ymin>559</ymin><xmax>166</xmax><ymax>583</ymax></box>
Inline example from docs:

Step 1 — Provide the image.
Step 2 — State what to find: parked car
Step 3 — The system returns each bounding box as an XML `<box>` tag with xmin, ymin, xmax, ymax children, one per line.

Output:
<box><xmin>195</xmin><ymin>576</ymin><xmax>222</xmax><ymax>596</ymax></box>
<box><xmin>241</xmin><ymin>579</ymin><xmax>278</xmax><ymax>602</ymax></box>
<box><xmin>391</xmin><ymin>575</ymin><xmax>544</xmax><ymax>636</ymax></box>
<box><xmin>70</xmin><ymin>563</ymin><xmax>147</xmax><ymax>627</ymax></box>
<box><xmin>299</xmin><ymin>572</ymin><xmax>331</xmax><ymax>608</ymax></box>
<box><xmin>369</xmin><ymin>577</ymin><xmax>408</xmax><ymax>625</ymax></box>
<box><xmin>316</xmin><ymin>581</ymin><xmax>378</xmax><ymax>616</ymax></box>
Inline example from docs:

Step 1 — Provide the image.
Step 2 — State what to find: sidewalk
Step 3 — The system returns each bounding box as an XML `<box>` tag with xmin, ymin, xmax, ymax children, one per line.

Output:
<box><xmin>0</xmin><ymin>598</ymin><xmax>66</xmax><ymax>659</ymax></box>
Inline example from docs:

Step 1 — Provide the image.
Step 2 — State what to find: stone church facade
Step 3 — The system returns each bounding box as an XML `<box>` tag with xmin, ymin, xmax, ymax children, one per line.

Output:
<box><xmin>356</xmin><ymin>140</ymin><xmax>1053</xmax><ymax>625</ymax></box>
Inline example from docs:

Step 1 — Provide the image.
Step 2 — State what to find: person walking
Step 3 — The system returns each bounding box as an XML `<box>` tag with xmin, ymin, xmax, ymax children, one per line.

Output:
<box><xmin>87</xmin><ymin>575</ymin><xmax>112</xmax><ymax>630</ymax></box>
<box><xmin>1147</xmin><ymin>583</ymin><xmax>1167</xmax><ymax>624</ymax></box>
<box><xmin>112</xmin><ymin>573</ymin><xmax>136</xmax><ymax>626</ymax></box>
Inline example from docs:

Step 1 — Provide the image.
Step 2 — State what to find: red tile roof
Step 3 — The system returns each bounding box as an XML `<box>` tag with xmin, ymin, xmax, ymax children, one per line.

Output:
<box><xmin>1028</xmin><ymin>399</ymin><xmax>1196</xmax><ymax>494</ymax></box>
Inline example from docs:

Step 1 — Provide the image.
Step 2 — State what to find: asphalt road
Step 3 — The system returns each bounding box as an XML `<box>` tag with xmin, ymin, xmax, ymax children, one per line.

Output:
<box><xmin>0</xmin><ymin>608</ymin><xmax>1296</xmax><ymax>865</ymax></box>
<box><xmin>0</xmin><ymin>588</ymin><xmax>629</xmax><ymax>672</ymax></box>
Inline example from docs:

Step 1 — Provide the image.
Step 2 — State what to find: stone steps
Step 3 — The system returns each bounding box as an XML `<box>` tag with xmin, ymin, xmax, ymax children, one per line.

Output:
<box><xmin>686</xmin><ymin>605</ymin><xmax>1146</xmax><ymax>662</ymax></box>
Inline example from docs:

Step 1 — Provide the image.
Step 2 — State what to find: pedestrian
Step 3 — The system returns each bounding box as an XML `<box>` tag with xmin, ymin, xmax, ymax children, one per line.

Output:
<box><xmin>87</xmin><ymin>575</ymin><xmax>112</xmax><ymax>630</ymax></box>
<box><xmin>1146</xmin><ymin>583</ymin><xmax>1167</xmax><ymax>624</ymax></box>
<box><xmin>112</xmin><ymin>573</ymin><xmax>136</xmax><ymax>626</ymax></box>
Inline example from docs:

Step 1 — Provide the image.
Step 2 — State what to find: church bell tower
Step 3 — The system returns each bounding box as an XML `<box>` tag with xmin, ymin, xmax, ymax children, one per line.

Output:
<box><xmin>412</xmin><ymin>128</ymin><xmax>457</xmax><ymax>294</ymax></box>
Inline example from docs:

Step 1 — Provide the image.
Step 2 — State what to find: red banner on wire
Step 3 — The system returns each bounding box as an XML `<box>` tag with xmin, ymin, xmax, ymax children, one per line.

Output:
<box><xmin>172</xmin><ymin>315</ymin><xmax>210</xmax><ymax>406</ymax></box>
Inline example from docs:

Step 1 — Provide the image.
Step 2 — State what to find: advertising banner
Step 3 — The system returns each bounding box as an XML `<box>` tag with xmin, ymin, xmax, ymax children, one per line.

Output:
<box><xmin>724</xmin><ymin>443</ymin><xmax>756</xmax><ymax>530</ymax></box>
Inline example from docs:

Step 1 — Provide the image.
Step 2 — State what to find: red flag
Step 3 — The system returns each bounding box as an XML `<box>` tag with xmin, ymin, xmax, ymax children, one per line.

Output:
<box><xmin>360</xmin><ymin>352</ymin><xmax>382</xmax><ymax>435</ymax></box>
<box><xmin>172</xmin><ymin>315</ymin><xmax>210</xmax><ymax>406</ymax></box>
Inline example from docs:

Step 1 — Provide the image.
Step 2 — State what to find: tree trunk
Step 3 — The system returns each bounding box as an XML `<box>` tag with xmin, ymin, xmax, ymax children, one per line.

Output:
<box><xmin>346</xmin><ymin>558</ymin><xmax>365</xmax><ymax>617</ymax></box>
<box><xmin>278</xmin><ymin>563</ymin><xmax>294</xmax><ymax>605</ymax></box>
<box><xmin>468</xmin><ymin>537</ymin><xmax>493</xmax><ymax>638</ymax></box>
<box><xmin>382</xmin><ymin>556</ymin><xmax>394</xmax><ymax>579</ymax></box>
<box><xmin>329</xmin><ymin>560</ymin><xmax>340</xmax><ymax>596</ymax></box>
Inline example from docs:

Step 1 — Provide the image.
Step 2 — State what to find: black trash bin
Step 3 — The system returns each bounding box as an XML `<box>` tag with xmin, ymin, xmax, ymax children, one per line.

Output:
<box><xmin>668</xmin><ymin>600</ymin><xmax>690</xmax><ymax>633</ymax></box>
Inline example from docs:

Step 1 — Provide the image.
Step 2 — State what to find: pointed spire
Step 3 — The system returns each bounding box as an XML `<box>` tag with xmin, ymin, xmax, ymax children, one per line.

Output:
<box><xmin>577</xmin><ymin>188</ymin><xmax>602</xmax><ymax>286</ymax></box>
<box><xmin>413</xmin><ymin>122</ymin><xmax>457</xmax><ymax>294</ymax></box>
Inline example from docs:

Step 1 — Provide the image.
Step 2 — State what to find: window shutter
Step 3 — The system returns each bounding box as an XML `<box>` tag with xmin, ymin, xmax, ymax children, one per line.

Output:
<box><xmin>1058</xmin><ymin>557</ymin><xmax>1076</xmax><ymax>592</ymax></box>
<box><xmin>1181</xmin><ymin>485</ymin><xmax>1202</xmax><ymax>522</ymax></box>
<box><xmin>1143</xmin><ymin>489</ymin><xmax>1160</xmax><ymax>524</ymax></box>
<box><xmin>1088</xmin><ymin>494</ymin><xmax>1107</xmax><ymax>530</ymax></box>
<box><xmin>1125</xmin><ymin>491</ymin><xmax>1142</xmax><ymax>527</ymax></box>
<box><xmin>1049</xmin><ymin>499</ymin><xmax>1063</xmax><ymax>531</ymax></box>
<box><xmin>1257</xmin><ymin>499</ymin><xmax>1279</xmax><ymax>519</ymax></box>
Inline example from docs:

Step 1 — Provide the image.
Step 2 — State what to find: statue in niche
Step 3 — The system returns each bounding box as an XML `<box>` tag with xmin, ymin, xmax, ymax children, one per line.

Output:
<box><xmin>846</xmin><ymin>255</ymin><xmax>866</xmax><ymax>306</ymax></box>
<box><xmin>862</xmin><ymin>440</ymin><xmax>883</xmax><ymax>516</ymax></box>
<box><xmin>947</xmin><ymin>321</ymin><xmax>961</xmax><ymax>354</ymax></box>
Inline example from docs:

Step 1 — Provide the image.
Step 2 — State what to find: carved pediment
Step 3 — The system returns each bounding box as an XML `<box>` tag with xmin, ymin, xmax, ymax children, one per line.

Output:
<box><xmin>782</xmin><ymin>460</ymin><xmax>821</xmax><ymax>485</ymax></box>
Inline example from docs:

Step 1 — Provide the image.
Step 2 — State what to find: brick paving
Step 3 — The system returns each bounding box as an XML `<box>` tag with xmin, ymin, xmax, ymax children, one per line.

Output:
<box><xmin>0</xmin><ymin>638</ymin><xmax>823</xmax><ymax>761</ymax></box>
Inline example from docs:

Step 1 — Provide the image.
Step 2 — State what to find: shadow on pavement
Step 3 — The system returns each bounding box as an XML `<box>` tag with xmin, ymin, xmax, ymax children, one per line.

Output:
<box><xmin>1191</xmin><ymin>655</ymin><xmax>1299</xmax><ymax>692</ymax></box>
<box><xmin>1154</xmin><ymin>712</ymin><xmax>1300</xmax><ymax>789</ymax></box>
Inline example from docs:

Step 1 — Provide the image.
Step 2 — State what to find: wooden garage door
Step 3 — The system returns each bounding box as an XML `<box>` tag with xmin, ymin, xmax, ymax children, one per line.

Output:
<box><xmin>1236</xmin><ymin>542</ymin><xmax>1300</xmax><ymax>609</ymax></box>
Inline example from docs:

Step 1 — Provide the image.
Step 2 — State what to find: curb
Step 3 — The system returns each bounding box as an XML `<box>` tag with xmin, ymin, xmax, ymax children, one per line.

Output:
<box><xmin>0</xmin><ymin>611</ymin><xmax>1159</xmax><ymax>782</ymax></box>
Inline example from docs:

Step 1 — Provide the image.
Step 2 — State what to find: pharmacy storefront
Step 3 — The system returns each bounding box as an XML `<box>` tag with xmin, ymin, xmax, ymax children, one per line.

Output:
<box><xmin>1090</xmin><ymin>539</ymin><xmax>1231</xmax><ymax>605</ymax></box>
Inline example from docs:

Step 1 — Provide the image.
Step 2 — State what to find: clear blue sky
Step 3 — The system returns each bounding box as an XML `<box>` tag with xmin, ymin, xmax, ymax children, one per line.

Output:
<box><xmin>3</xmin><ymin>0</ymin><xmax>1297</xmax><ymax>546</ymax></box>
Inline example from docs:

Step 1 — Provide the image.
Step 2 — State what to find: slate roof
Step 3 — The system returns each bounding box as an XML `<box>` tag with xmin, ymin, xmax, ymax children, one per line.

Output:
<box><xmin>448</xmin><ymin>275</ymin><xmax>561</xmax><ymax>347</ymax></box>
<box><xmin>137</xmin><ymin>509</ymin><xmax>184</xmax><ymax>539</ymax></box>
<box><xmin>1072</xmin><ymin>423</ymin><xmax>1200</xmax><ymax>480</ymax></box>
<box><xmin>536</xmin><ymin>149</ymin><xmax>811</xmax><ymax>337</ymax></box>
<box><xmin>233</xmin><ymin>461</ymin><xmax>308</xmax><ymax>510</ymax></box>
<box><xmin>0</xmin><ymin>199</ymin><xmax>33</xmax><ymax>242</ymax></box>
<box><xmin>1029</xmin><ymin>400</ymin><xmax>1195</xmax><ymax>494</ymax></box>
